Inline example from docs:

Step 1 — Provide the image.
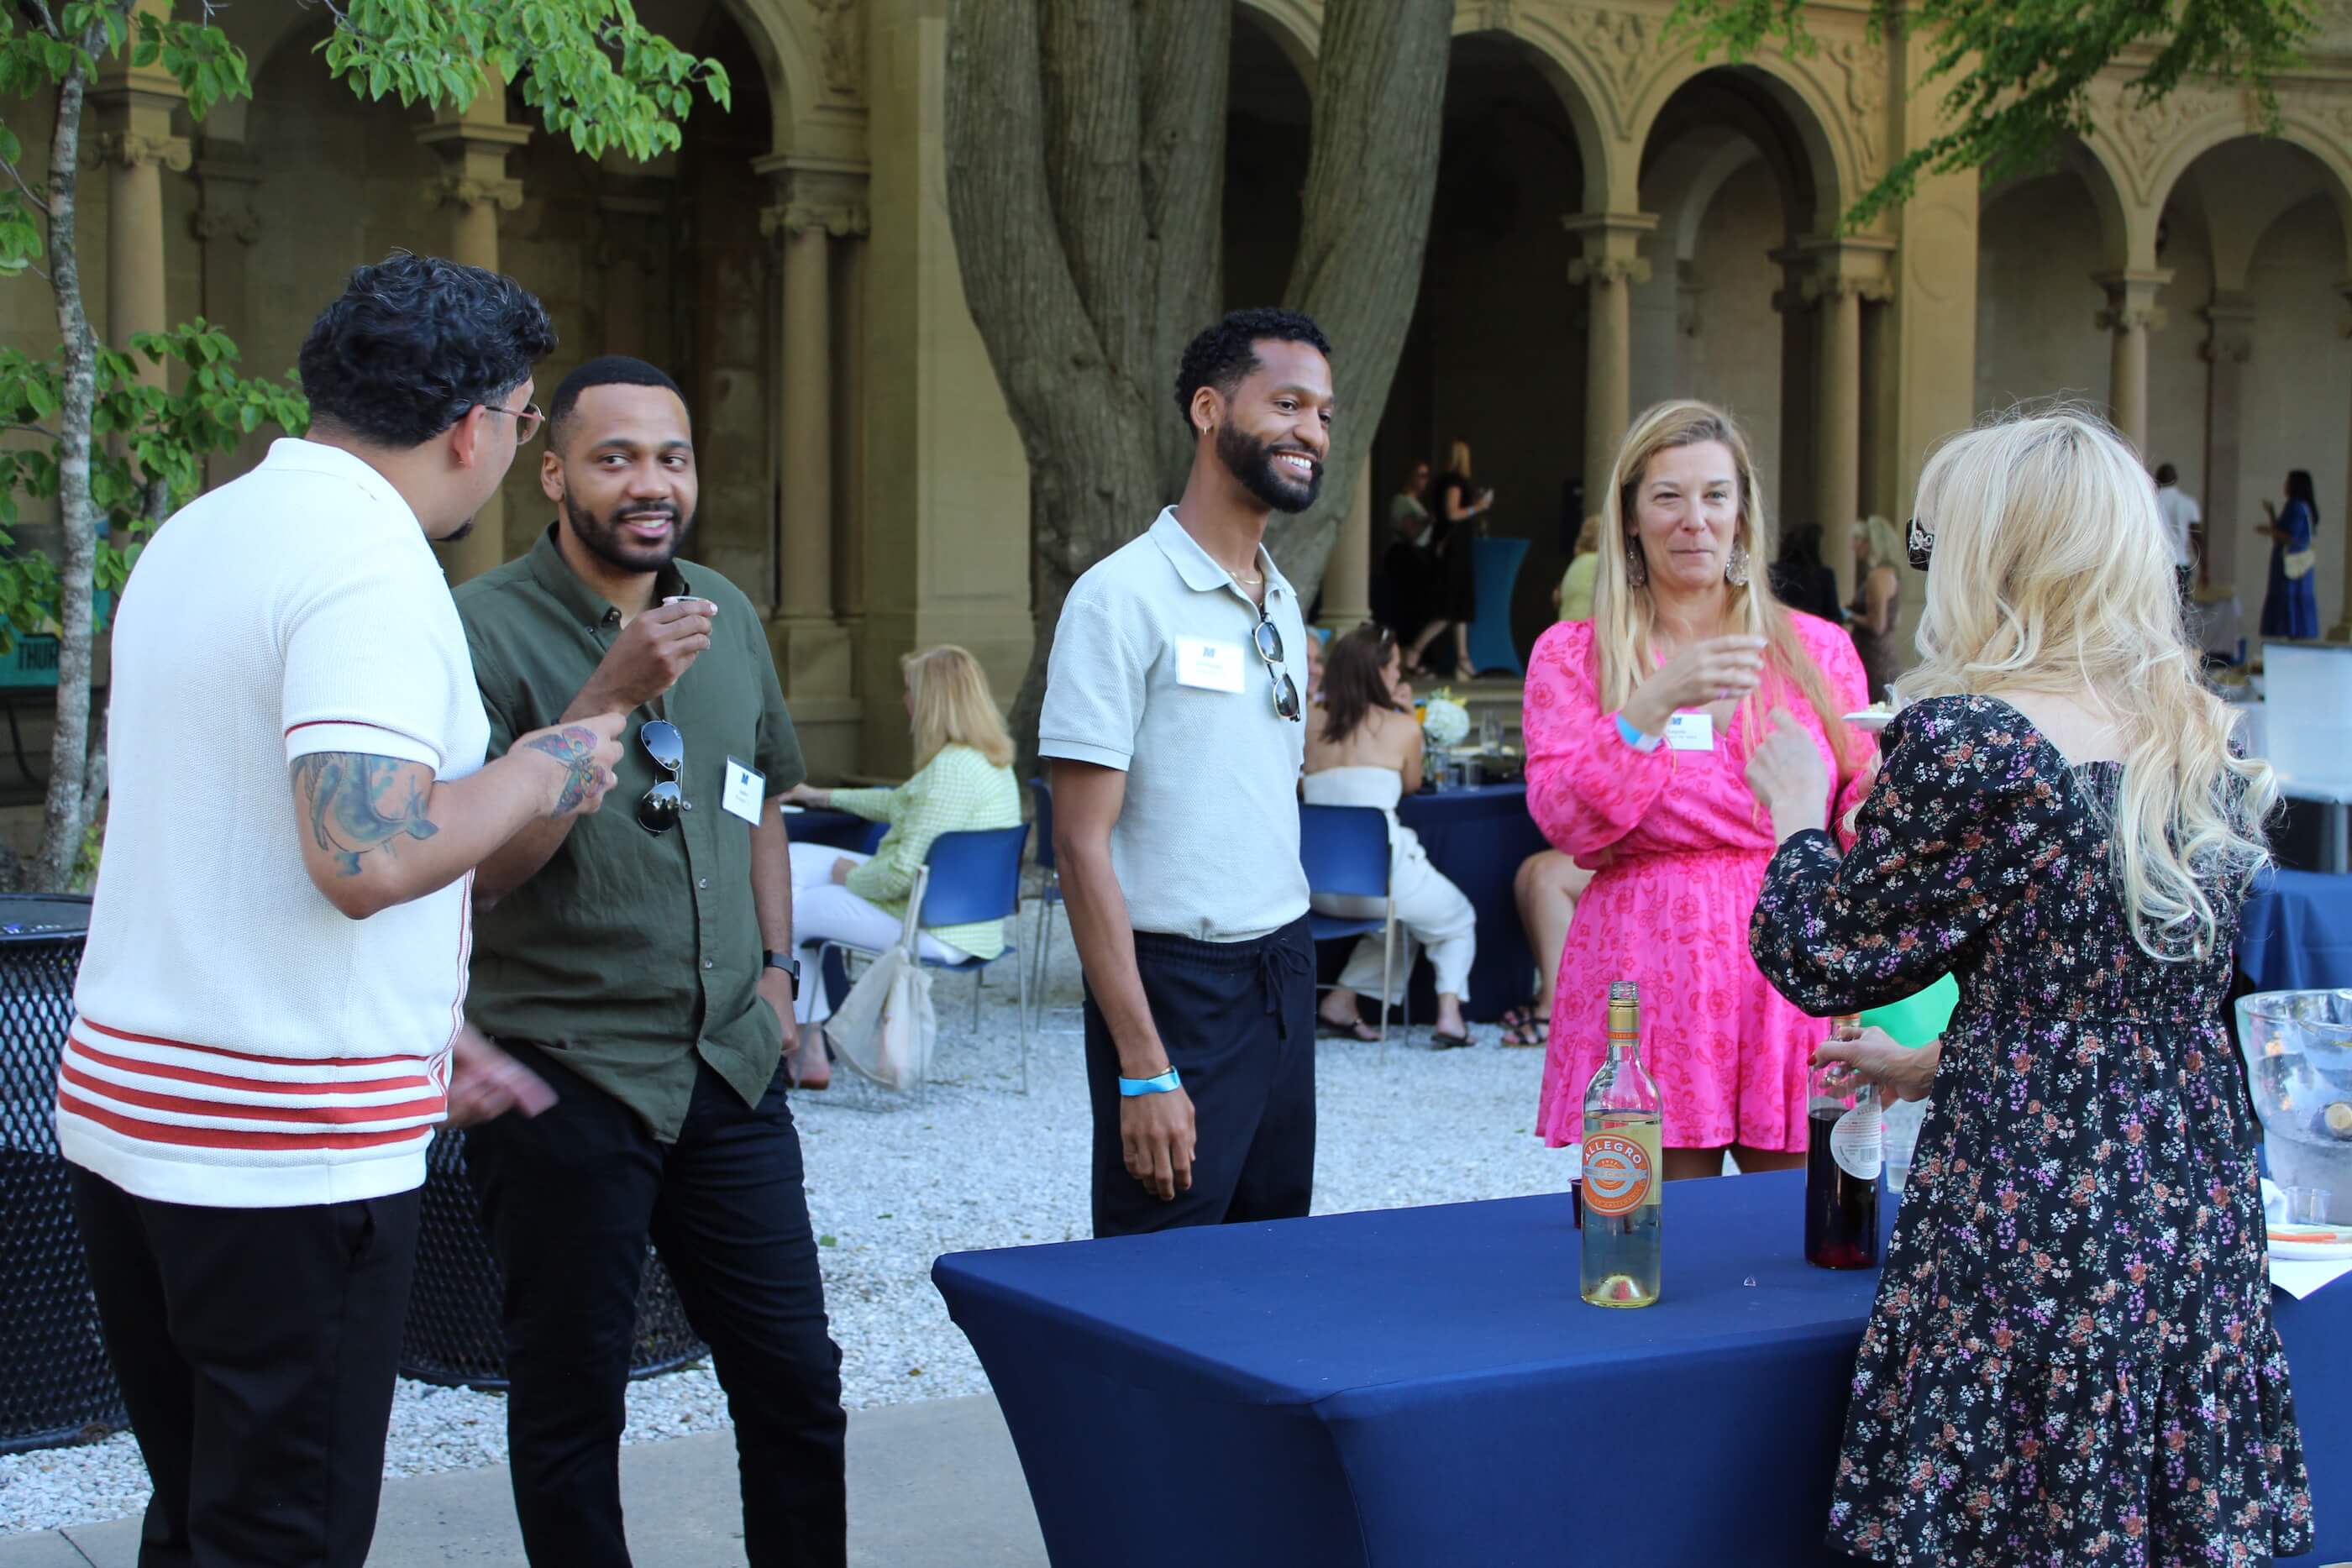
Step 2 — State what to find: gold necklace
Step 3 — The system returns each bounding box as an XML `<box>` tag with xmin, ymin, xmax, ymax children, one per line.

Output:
<box><xmin>1230</xmin><ymin>568</ymin><xmax>1264</xmax><ymax>585</ymax></box>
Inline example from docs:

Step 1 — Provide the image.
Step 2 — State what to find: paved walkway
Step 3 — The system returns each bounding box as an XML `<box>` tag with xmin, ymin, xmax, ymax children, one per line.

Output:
<box><xmin>0</xmin><ymin>1395</ymin><xmax>1044</xmax><ymax>1567</ymax></box>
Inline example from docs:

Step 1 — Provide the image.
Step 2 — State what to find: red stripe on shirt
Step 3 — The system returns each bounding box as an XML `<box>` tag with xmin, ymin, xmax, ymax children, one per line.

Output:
<box><xmin>66</xmin><ymin>1037</ymin><xmax>433</xmax><ymax>1099</ymax></box>
<box><xmin>56</xmin><ymin>1089</ymin><xmax>438</xmax><ymax>1151</ymax></box>
<box><xmin>284</xmin><ymin>719</ymin><xmax>407</xmax><ymax>738</ymax></box>
<box><xmin>74</xmin><ymin>1016</ymin><xmax>426</xmax><ymax>1071</ymax></box>
<box><xmin>60</xmin><ymin>1063</ymin><xmax>445</xmax><ymax>1126</ymax></box>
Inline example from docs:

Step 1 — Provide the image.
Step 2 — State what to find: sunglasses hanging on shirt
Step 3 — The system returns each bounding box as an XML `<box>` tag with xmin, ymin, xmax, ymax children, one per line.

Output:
<box><xmin>637</xmin><ymin>719</ymin><xmax>690</xmax><ymax>836</ymax></box>
<box><xmin>1250</xmin><ymin>609</ymin><xmax>1303</xmax><ymax>723</ymax></box>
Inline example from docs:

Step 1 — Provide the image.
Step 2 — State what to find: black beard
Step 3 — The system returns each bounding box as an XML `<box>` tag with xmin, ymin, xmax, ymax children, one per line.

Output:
<box><xmin>563</xmin><ymin>494</ymin><xmax>695</xmax><ymax>573</ymax></box>
<box><xmin>440</xmin><ymin>518</ymin><xmax>475</xmax><ymax>543</ymax></box>
<box><xmin>1217</xmin><ymin>422</ymin><xmax>1320</xmax><ymax>514</ymax></box>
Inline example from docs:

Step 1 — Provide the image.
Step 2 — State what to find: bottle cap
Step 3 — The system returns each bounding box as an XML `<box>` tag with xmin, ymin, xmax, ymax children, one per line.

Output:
<box><xmin>1609</xmin><ymin>980</ymin><xmax>1638</xmax><ymax>1004</ymax></box>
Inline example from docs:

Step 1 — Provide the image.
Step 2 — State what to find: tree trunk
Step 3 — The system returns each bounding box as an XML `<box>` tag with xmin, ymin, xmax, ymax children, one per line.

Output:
<box><xmin>34</xmin><ymin>34</ymin><xmax>103</xmax><ymax>893</ymax></box>
<box><xmin>948</xmin><ymin>0</ymin><xmax>1451</xmax><ymax>766</ymax></box>
<box><xmin>1263</xmin><ymin>0</ymin><xmax>1453</xmax><ymax>600</ymax></box>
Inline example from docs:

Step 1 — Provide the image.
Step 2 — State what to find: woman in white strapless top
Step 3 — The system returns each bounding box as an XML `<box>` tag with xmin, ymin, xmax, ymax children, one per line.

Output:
<box><xmin>1304</xmin><ymin>627</ymin><xmax>1478</xmax><ymax>1047</ymax></box>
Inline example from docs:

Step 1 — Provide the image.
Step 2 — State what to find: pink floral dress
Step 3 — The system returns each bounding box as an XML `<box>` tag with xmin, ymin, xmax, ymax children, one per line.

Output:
<box><xmin>1523</xmin><ymin>615</ymin><xmax>1875</xmax><ymax>1151</ymax></box>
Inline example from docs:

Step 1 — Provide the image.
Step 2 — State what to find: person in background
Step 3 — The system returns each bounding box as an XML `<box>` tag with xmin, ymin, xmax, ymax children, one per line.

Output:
<box><xmin>1770</xmin><ymin>522</ymin><xmax>1844</xmax><ymax>625</ymax></box>
<box><xmin>1383</xmin><ymin>460</ymin><xmax>1436</xmax><ymax>645</ymax></box>
<box><xmin>1845</xmin><ymin>515</ymin><xmax>1906</xmax><ymax>705</ymax></box>
<box><xmin>1496</xmin><ymin>850</ymin><xmax>1595</xmax><ymax>1046</ymax></box>
<box><xmin>1041</xmin><ymin>307</ymin><xmax>1326</xmax><ymax>1237</ymax></box>
<box><xmin>1552</xmin><ymin>514</ymin><xmax>1602</xmax><ymax>622</ymax></box>
<box><xmin>1304</xmin><ymin>625</ymin><xmax>1329</xmax><ymax>706</ymax></box>
<box><xmin>2154</xmin><ymin>461</ymin><xmax>2201</xmax><ymax>605</ymax></box>
<box><xmin>1404</xmin><ymin>438</ymin><xmax>1490</xmax><ymax>679</ymax></box>
<box><xmin>1521</xmin><ymin>399</ymin><xmax>1875</xmax><ymax>1181</ymax></box>
<box><xmin>1748</xmin><ymin>409</ymin><xmax>2308</xmax><ymax>1566</ymax></box>
<box><xmin>61</xmin><ymin>255</ymin><xmax>612</xmax><ymax>1568</ymax></box>
<box><xmin>2258</xmin><ymin>466</ymin><xmax>2321</xmax><ymax>639</ymax></box>
<box><xmin>1304</xmin><ymin>625</ymin><xmax>1478</xmax><ymax>1048</ymax></box>
<box><xmin>456</xmin><ymin>354</ymin><xmax>846</xmax><ymax>1567</ymax></box>
<box><xmin>784</xmin><ymin>643</ymin><xmax>1021</xmax><ymax>1082</ymax></box>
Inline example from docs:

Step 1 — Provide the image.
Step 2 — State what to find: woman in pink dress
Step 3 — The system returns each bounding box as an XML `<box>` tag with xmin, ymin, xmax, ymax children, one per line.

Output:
<box><xmin>1523</xmin><ymin>401</ymin><xmax>1876</xmax><ymax>1180</ymax></box>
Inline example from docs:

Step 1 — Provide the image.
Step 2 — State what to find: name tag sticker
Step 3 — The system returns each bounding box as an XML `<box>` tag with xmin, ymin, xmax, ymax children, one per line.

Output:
<box><xmin>1665</xmin><ymin>711</ymin><xmax>1715</xmax><ymax>752</ymax></box>
<box><xmin>722</xmin><ymin>757</ymin><xmax>765</xmax><ymax>824</ymax></box>
<box><xmin>1173</xmin><ymin>637</ymin><xmax>1247</xmax><ymax>694</ymax></box>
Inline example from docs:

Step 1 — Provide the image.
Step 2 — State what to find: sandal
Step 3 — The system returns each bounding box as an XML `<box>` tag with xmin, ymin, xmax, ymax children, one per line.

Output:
<box><xmin>1499</xmin><ymin>1015</ymin><xmax>1551</xmax><ymax>1048</ymax></box>
<box><xmin>1318</xmin><ymin>1015</ymin><xmax>1380</xmax><ymax>1042</ymax></box>
<box><xmin>1429</xmin><ymin>1028</ymin><xmax>1474</xmax><ymax>1050</ymax></box>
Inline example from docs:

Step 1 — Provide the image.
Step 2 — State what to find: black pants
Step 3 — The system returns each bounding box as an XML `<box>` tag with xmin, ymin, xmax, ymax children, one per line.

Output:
<box><xmin>1084</xmin><ymin>915</ymin><xmax>1317</xmax><ymax>1237</ymax></box>
<box><xmin>465</xmin><ymin>1047</ymin><xmax>846</xmax><ymax>1568</ymax></box>
<box><xmin>68</xmin><ymin>1167</ymin><xmax>421</xmax><ymax>1568</ymax></box>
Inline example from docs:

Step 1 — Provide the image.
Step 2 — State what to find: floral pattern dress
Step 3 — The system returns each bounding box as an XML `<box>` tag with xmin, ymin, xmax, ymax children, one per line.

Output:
<box><xmin>1523</xmin><ymin>614</ymin><xmax>1876</xmax><ymax>1151</ymax></box>
<box><xmin>1751</xmin><ymin>694</ymin><xmax>2313</xmax><ymax>1566</ymax></box>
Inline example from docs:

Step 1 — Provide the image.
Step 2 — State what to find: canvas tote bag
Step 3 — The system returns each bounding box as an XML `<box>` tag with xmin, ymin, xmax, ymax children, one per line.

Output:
<box><xmin>825</xmin><ymin>866</ymin><xmax>937</xmax><ymax>1092</ymax></box>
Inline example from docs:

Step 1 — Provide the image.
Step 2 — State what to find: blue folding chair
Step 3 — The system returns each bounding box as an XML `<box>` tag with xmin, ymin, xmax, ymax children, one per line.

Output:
<box><xmin>814</xmin><ymin>822</ymin><xmax>1033</xmax><ymax>1093</ymax></box>
<box><xmin>1299</xmin><ymin>803</ymin><xmax>1401</xmax><ymax>1043</ymax></box>
<box><xmin>1026</xmin><ymin>777</ymin><xmax>1073</xmax><ymax>1032</ymax></box>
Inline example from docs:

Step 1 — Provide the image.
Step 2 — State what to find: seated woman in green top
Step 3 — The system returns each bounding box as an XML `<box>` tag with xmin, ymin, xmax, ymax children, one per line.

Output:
<box><xmin>783</xmin><ymin>644</ymin><xmax>1020</xmax><ymax>1085</ymax></box>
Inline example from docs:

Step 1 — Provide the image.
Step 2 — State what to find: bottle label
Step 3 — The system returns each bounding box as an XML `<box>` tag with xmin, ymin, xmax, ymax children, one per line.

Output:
<box><xmin>1582</xmin><ymin>1126</ymin><xmax>1658</xmax><ymax>1216</ymax></box>
<box><xmin>1830</xmin><ymin>1103</ymin><xmax>1884</xmax><ymax>1182</ymax></box>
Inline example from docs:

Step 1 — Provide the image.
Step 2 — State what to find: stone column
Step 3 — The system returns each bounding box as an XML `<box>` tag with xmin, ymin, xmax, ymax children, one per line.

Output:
<box><xmin>2200</xmin><ymin>291</ymin><xmax>2254</xmax><ymax>593</ymax></box>
<box><xmin>1562</xmin><ymin>212</ymin><xmax>1657</xmax><ymax>488</ymax></box>
<box><xmin>1799</xmin><ymin>243</ymin><xmax>1893</xmax><ymax>603</ymax></box>
<box><xmin>89</xmin><ymin>32</ymin><xmax>190</xmax><ymax>388</ymax></box>
<box><xmin>415</xmin><ymin>77</ymin><xmax>528</xmax><ymax>584</ymax></box>
<box><xmin>832</xmin><ymin>212</ymin><xmax>870</xmax><ymax>630</ymax></box>
<box><xmin>2095</xmin><ymin>270</ymin><xmax>2171</xmax><ymax>459</ymax></box>
<box><xmin>758</xmin><ymin>168</ymin><xmax>865</xmax><ymax>697</ymax></box>
<box><xmin>192</xmin><ymin>149</ymin><xmax>263</xmax><ymax>484</ymax></box>
<box><xmin>1319</xmin><ymin>456</ymin><xmax>1375</xmax><ymax>634</ymax></box>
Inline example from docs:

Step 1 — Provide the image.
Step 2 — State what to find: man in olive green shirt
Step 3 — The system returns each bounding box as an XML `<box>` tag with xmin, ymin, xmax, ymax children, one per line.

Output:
<box><xmin>454</xmin><ymin>356</ymin><xmax>845</xmax><ymax>1568</ymax></box>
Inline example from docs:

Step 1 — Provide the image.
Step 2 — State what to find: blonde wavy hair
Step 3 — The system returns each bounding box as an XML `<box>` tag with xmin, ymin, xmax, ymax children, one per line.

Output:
<box><xmin>903</xmin><ymin>645</ymin><xmax>1015</xmax><ymax>772</ymax></box>
<box><xmin>1899</xmin><ymin>408</ymin><xmax>2275</xmax><ymax>961</ymax></box>
<box><xmin>1593</xmin><ymin>400</ymin><xmax>1856</xmax><ymax>771</ymax></box>
<box><xmin>1857</xmin><ymin>515</ymin><xmax>1903</xmax><ymax>574</ymax></box>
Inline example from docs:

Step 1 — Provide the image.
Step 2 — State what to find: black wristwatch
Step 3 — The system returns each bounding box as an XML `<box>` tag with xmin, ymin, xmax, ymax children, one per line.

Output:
<box><xmin>764</xmin><ymin>951</ymin><xmax>801</xmax><ymax>999</ymax></box>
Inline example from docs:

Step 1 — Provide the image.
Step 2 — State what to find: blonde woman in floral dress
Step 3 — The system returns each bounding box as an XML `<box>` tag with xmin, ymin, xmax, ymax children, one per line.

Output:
<box><xmin>1747</xmin><ymin>411</ymin><xmax>2311</xmax><ymax>1565</ymax></box>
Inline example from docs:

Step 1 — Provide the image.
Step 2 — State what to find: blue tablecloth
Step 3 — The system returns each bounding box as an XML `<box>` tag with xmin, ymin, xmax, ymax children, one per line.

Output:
<box><xmin>2239</xmin><ymin>866</ymin><xmax>2352</xmax><ymax>992</ymax></box>
<box><xmin>1394</xmin><ymin>783</ymin><xmax>1547</xmax><ymax>1024</ymax></box>
<box><xmin>934</xmin><ymin>1170</ymin><xmax>2350</xmax><ymax>1568</ymax></box>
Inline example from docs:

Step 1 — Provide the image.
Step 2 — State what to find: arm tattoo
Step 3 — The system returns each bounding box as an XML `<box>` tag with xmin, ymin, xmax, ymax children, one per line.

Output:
<box><xmin>291</xmin><ymin>753</ymin><xmax>440</xmax><ymax>876</ymax></box>
<box><xmin>521</xmin><ymin>725</ymin><xmax>601</xmax><ymax>815</ymax></box>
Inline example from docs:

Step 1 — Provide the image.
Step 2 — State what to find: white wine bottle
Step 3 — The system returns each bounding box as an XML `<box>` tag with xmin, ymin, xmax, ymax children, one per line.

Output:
<box><xmin>1580</xmin><ymin>981</ymin><xmax>1662</xmax><ymax>1308</ymax></box>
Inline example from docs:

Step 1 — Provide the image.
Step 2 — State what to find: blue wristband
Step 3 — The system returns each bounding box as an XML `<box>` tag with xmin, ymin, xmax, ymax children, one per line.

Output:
<box><xmin>1119</xmin><ymin>1067</ymin><xmax>1183</xmax><ymax>1097</ymax></box>
<box><xmin>1614</xmin><ymin>712</ymin><xmax>1663</xmax><ymax>753</ymax></box>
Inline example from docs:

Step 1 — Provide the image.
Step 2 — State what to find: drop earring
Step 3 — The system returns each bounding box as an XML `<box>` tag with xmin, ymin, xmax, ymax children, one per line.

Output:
<box><xmin>1725</xmin><ymin>544</ymin><xmax>1751</xmax><ymax>587</ymax></box>
<box><xmin>1625</xmin><ymin>536</ymin><xmax>1648</xmax><ymax>588</ymax></box>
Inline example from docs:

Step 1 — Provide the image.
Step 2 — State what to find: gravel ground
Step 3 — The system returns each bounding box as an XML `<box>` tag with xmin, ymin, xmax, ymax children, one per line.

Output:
<box><xmin>3</xmin><ymin>899</ymin><xmax>1569</xmax><ymax>1536</ymax></box>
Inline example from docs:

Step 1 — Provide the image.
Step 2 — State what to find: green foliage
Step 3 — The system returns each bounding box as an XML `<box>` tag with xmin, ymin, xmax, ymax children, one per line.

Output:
<box><xmin>0</xmin><ymin>324</ymin><xmax>309</xmax><ymax>650</ymax></box>
<box><xmin>1667</xmin><ymin>0</ymin><xmax>2322</xmax><ymax>229</ymax></box>
<box><xmin>316</xmin><ymin>0</ymin><xmax>732</xmax><ymax>160</ymax></box>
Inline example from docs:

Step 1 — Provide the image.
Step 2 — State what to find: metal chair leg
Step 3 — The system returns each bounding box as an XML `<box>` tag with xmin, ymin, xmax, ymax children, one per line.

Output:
<box><xmin>1016</xmin><ymin>943</ymin><xmax>1032</xmax><ymax>1094</ymax></box>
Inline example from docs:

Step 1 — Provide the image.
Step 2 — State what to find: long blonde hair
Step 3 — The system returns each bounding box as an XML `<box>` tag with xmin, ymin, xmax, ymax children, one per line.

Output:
<box><xmin>1900</xmin><ymin>409</ymin><xmax>2275</xmax><ymax>961</ymax></box>
<box><xmin>1593</xmin><ymin>400</ymin><xmax>1855</xmax><ymax>770</ymax></box>
<box><xmin>904</xmin><ymin>645</ymin><xmax>1015</xmax><ymax>772</ymax></box>
<box><xmin>1446</xmin><ymin>438</ymin><xmax>1473</xmax><ymax>479</ymax></box>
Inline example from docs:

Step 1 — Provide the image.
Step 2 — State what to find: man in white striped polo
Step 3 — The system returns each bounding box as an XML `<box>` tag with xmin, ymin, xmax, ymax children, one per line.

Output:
<box><xmin>59</xmin><ymin>254</ymin><xmax>622</xmax><ymax>1567</ymax></box>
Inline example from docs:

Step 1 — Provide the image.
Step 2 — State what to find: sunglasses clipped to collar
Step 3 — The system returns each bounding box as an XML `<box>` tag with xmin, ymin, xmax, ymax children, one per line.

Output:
<box><xmin>1906</xmin><ymin>516</ymin><xmax>1935</xmax><ymax>573</ymax></box>
<box><xmin>1250</xmin><ymin>608</ymin><xmax>1303</xmax><ymax>723</ymax></box>
<box><xmin>638</xmin><ymin>720</ymin><xmax>690</xmax><ymax>835</ymax></box>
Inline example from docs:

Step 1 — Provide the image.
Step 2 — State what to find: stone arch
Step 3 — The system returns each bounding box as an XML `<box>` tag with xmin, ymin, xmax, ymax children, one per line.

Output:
<box><xmin>2144</xmin><ymin>108</ymin><xmax>2352</xmax><ymax>278</ymax></box>
<box><xmin>1980</xmin><ymin>137</ymin><xmax>2134</xmax><ymax>271</ymax></box>
<box><xmin>1625</xmin><ymin>49</ymin><xmax>1856</xmax><ymax>233</ymax></box>
<box><xmin>1236</xmin><ymin>0</ymin><xmax>1321</xmax><ymax>92</ymax></box>
<box><xmin>1452</xmin><ymin>7</ymin><xmax>1618</xmax><ymax>212</ymax></box>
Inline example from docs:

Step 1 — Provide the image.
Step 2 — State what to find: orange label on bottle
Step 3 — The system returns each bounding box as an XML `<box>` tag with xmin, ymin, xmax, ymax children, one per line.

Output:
<box><xmin>1582</xmin><ymin>1131</ymin><xmax>1656</xmax><ymax>1216</ymax></box>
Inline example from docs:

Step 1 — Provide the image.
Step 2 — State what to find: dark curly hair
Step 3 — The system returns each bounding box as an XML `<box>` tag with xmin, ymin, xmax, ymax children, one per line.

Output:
<box><xmin>1172</xmin><ymin>307</ymin><xmax>1332</xmax><ymax>433</ymax></box>
<box><xmin>298</xmin><ymin>253</ymin><xmax>558</xmax><ymax>448</ymax></box>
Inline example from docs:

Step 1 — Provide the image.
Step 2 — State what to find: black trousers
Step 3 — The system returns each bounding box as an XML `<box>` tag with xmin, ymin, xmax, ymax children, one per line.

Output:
<box><xmin>465</xmin><ymin>1046</ymin><xmax>846</xmax><ymax>1568</ymax></box>
<box><xmin>1084</xmin><ymin>915</ymin><xmax>1317</xmax><ymax>1238</ymax></box>
<box><xmin>69</xmin><ymin>1167</ymin><xmax>421</xmax><ymax>1568</ymax></box>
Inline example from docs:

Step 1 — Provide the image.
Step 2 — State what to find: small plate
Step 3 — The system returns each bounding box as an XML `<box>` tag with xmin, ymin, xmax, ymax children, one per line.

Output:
<box><xmin>1843</xmin><ymin>709</ymin><xmax>1897</xmax><ymax>731</ymax></box>
<box><xmin>2270</xmin><ymin>1224</ymin><xmax>2352</xmax><ymax>1261</ymax></box>
<box><xmin>780</xmin><ymin>803</ymin><xmax>806</xmax><ymax>814</ymax></box>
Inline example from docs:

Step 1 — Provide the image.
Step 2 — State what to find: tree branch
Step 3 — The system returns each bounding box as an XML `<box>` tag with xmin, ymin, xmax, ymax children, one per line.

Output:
<box><xmin>0</xmin><ymin>155</ymin><xmax>51</xmax><ymax>217</ymax></box>
<box><xmin>3</xmin><ymin>422</ymin><xmax>60</xmax><ymax>440</ymax></box>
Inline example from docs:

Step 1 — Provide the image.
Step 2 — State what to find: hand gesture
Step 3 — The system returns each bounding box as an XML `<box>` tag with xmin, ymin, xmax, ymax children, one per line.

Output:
<box><xmin>577</xmin><ymin>598</ymin><xmax>717</xmax><ymax>715</ymax></box>
<box><xmin>445</xmin><ymin>1025</ymin><xmax>558</xmax><ymax>1128</ymax></box>
<box><xmin>515</xmin><ymin>711</ymin><xmax>625</xmax><ymax>820</ymax></box>
<box><xmin>1122</xmin><ymin>1083</ymin><xmax>1196</xmax><ymax>1200</ymax></box>
<box><xmin>1838</xmin><ymin>751</ymin><xmax>1882</xmax><ymax>842</ymax></box>
<box><xmin>1744</xmin><ymin>708</ymin><xmax>1830</xmax><ymax>841</ymax></box>
<box><xmin>1811</xmin><ymin>1024</ymin><xmax>1937</xmax><ymax>1104</ymax></box>
<box><xmin>829</xmin><ymin>856</ymin><xmax>858</xmax><ymax>886</ymax></box>
<box><xmin>1624</xmin><ymin>635</ymin><xmax>1766</xmax><ymax>734</ymax></box>
<box><xmin>784</xmin><ymin>781</ymin><xmax>827</xmax><ymax>808</ymax></box>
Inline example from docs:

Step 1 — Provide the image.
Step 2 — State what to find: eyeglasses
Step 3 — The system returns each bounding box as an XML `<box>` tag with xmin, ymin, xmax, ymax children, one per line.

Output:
<box><xmin>1906</xmin><ymin>516</ymin><xmax>1934</xmax><ymax>572</ymax></box>
<box><xmin>1251</xmin><ymin>610</ymin><xmax>1302</xmax><ymax>722</ymax></box>
<box><xmin>477</xmin><ymin>401</ymin><xmax>546</xmax><ymax>443</ymax></box>
<box><xmin>637</xmin><ymin>720</ymin><xmax>688</xmax><ymax>836</ymax></box>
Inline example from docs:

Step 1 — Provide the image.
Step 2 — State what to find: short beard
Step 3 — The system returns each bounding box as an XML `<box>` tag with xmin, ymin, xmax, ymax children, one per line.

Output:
<box><xmin>438</xmin><ymin>518</ymin><xmax>475</xmax><ymax>543</ymax></box>
<box><xmin>561</xmin><ymin>494</ymin><xmax>694</xmax><ymax>574</ymax></box>
<box><xmin>1217</xmin><ymin>422</ymin><xmax>1320</xmax><ymax>515</ymax></box>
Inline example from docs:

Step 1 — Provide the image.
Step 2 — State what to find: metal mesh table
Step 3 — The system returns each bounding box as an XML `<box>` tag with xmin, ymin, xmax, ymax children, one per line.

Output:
<box><xmin>0</xmin><ymin>894</ymin><xmax>123</xmax><ymax>1454</ymax></box>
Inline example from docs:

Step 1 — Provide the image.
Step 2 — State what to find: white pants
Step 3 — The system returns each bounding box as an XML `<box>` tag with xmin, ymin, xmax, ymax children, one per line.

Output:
<box><xmin>788</xmin><ymin>842</ymin><xmax>972</xmax><ymax>1024</ymax></box>
<box><xmin>1309</xmin><ymin>835</ymin><xmax>1477</xmax><ymax>1004</ymax></box>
